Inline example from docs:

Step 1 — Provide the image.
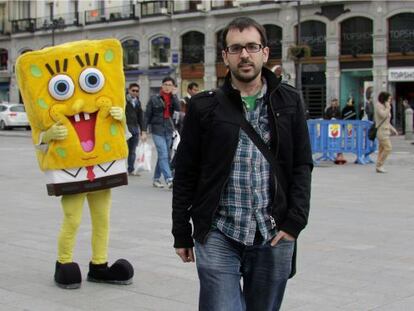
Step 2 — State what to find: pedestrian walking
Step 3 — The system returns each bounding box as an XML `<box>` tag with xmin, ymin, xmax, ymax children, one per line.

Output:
<box><xmin>125</xmin><ymin>83</ymin><xmax>144</xmax><ymax>175</ymax></box>
<box><xmin>375</xmin><ymin>91</ymin><xmax>398</xmax><ymax>173</ymax></box>
<box><xmin>143</xmin><ymin>77</ymin><xmax>180</xmax><ymax>189</ymax></box>
<box><xmin>172</xmin><ymin>16</ymin><xmax>313</xmax><ymax>311</ymax></box>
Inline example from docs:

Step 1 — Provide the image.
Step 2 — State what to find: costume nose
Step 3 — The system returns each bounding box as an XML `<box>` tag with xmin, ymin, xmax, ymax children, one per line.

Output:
<box><xmin>72</xmin><ymin>99</ymin><xmax>85</xmax><ymax>114</ymax></box>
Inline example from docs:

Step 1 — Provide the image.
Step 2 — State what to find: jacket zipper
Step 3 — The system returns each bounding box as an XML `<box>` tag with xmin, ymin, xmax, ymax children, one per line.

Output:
<box><xmin>203</xmin><ymin>117</ymin><xmax>242</xmax><ymax>244</ymax></box>
<box><xmin>268</xmin><ymin>84</ymin><xmax>282</xmax><ymax>224</ymax></box>
<box><xmin>204</xmin><ymin>84</ymin><xmax>282</xmax><ymax>241</ymax></box>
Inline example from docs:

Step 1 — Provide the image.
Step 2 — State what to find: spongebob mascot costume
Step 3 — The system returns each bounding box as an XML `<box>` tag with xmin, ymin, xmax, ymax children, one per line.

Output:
<box><xmin>16</xmin><ymin>39</ymin><xmax>134</xmax><ymax>289</ymax></box>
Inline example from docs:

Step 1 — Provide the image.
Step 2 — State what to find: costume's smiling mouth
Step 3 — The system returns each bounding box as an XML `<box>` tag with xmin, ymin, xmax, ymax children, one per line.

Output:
<box><xmin>68</xmin><ymin>112</ymin><xmax>97</xmax><ymax>153</ymax></box>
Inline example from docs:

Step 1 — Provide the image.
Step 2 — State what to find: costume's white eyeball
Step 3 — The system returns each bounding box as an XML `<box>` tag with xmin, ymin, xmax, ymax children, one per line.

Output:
<box><xmin>79</xmin><ymin>68</ymin><xmax>105</xmax><ymax>93</ymax></box>
<box><xmin>48</xmin><ymin>75</ymin><xmax>75</xmax><ymax>101</ymax></box>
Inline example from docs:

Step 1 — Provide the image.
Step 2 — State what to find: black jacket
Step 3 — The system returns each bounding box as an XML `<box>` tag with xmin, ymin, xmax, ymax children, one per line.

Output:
<box><xmin>125</xmin><ymin>96</ymin><xmax>144</xmax><ymax>135</ymax></box>
<box><xmin>324</xmin><ymin>106</ymin><xmax>341</xmax><ymax>120</ymax></box>
<box><xmin>341</xmin><ymin>105</ymin><xmax>357</xmax><ymax>120</ymax></box>
<box><xmin>144</xmin><ymin>94</ymin><xmax>180</xmax><ymax>136</ymax></box>
<box><xmin>172</xmin><ymin>67</ymin><xmax>313</xmax><ymax>249</ymax></box>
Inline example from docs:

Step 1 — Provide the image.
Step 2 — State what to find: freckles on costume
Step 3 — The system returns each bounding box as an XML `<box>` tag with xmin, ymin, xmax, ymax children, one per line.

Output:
<box><xmin>15</xmin><ymin>39</ymin><xmax>134</xmax><ymax>289</ymax></box>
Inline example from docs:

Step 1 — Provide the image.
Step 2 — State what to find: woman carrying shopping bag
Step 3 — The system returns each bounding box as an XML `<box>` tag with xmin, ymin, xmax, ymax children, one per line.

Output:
<box><xmin>142</xmin><ymin>77</ymin><xmax>180</xmax><ymax>189</ymax></box>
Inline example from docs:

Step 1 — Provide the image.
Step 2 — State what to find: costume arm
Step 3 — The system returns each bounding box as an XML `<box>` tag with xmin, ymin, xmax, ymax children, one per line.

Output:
<box><xmin>109</xmin><ymin>107</ymin><xmax>124</xmax><ymax>121</ymax></box>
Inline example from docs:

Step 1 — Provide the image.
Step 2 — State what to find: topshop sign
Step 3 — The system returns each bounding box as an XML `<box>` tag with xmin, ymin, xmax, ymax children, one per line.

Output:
<box><xmin>388</xmin><ymin>68</ymin><xmax>414</xmax><ymax>81</ymax></box>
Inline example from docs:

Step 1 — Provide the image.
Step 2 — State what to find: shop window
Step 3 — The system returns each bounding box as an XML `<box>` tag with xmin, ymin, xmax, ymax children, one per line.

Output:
<box><xmin>122</xmin><ymin>39</ymin><xmax>139</xmax><ymax>69</ymax></box>
<box><xmin>264</xmin><ymin>24</ymin><xmax>282</xmax><ymax>59</ymax></box>
<box><xmin>298</xmin><ymin>21</ymin><xmax>326</xmax><ymax>57</ymax></box>
<box><xmin>388</xmin><ymin>13</ymin><xmax>414</xmax><ymax>54</ymax></box>
<box><xmin>341</xmin><ymin>17</ymin><xmax>373</xmax><ymax>56</ymax></box>
<box><xmin>0</xmin><ymin>49</ymin><xmax>7</xmax><ymax>71</ymax></box>
<box><xmin>151</xmin><ymin>36</ymin><xmax>170</xmax><ymax>66</ymax></box>
<box><xmin>181</xmin><ymin>31</ymin><xmax>204</xmax><ymax>64</ymax></box>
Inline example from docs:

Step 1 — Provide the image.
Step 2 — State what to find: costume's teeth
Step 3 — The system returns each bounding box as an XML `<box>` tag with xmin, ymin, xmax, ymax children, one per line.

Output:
<box><xmin>74</xmin><ymin>114</ymin><xmax>80</xmax><ymax>122</ymax></box>
<box><xmin>84</xmin><ymin>112</ymin><xmax>90</xmax><ymax>120</ymax></box>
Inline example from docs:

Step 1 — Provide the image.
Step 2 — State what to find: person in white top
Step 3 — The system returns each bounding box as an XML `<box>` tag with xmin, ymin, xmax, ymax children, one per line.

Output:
<box><xmin>374</xmin><ymin>91</ymin><xmax>398</xmax><ymax>173</ymax></box>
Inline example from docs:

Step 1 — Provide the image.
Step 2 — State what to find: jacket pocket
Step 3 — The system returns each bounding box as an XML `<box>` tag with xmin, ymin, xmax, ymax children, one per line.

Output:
<box><xmin>274</xmin><ymin>106</ymin><xmax>296</xmax><ymax>117</ymax></box>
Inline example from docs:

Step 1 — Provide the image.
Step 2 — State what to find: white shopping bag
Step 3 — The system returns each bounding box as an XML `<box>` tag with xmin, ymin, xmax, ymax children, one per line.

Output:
<box><xmin>171</xmin><ymin>130</ymin><xmax>181</xmax><ymax>160</ymax></box>
<box><xmin>135</xmin><ymin>141</ymin><xmax>152</xmax><ymax>173</ymax></box>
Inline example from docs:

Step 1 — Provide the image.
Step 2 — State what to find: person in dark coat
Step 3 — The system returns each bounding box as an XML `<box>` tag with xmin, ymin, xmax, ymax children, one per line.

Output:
<box><xmin>342</xmin><ymin>97</ymin><xmax>357</xmax><ymax>120</ymax></box>
<box><xmin>125</xmin><ymin>83</ymin><xmax>144</xmax><ymax>175</ymax></box>
<box><xmin>143</xmin><ymin>77</ymin><xmax>180</xmax><ymax>189</ymax></box>
<box><xmin>172</xmin><ymin>17</ymin><xmax>312</xmax><ymax>311</ymax></box>
<box><xmin>324</xmin><ymin>98</ymin><xmax>341</xmax><ymax>120</ymax></box>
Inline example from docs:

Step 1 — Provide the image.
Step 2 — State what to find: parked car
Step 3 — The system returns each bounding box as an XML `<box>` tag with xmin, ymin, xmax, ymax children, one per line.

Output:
<box><xmin>0</xmin><ymin>103</ymin><xmax>30</xmax><ymax>130</ymax></box>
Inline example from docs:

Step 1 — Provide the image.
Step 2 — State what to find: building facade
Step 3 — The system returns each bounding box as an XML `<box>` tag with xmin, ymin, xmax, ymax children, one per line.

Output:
<box><xmin>0</xmin><ymin>0</ymin><xmax>413</xmax><ymax>126</ymax></box>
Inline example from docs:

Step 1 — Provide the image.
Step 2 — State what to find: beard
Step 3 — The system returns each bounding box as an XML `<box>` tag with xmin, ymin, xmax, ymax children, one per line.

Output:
<box><xmin>229</xmin><ymin>60</ymin><xmax>262</xmax><ymax>83</ymax></box>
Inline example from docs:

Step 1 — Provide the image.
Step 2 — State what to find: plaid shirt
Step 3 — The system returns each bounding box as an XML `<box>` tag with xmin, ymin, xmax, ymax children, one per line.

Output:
<box><xmin>213</xmin><ymin>83</ymin><xmax>277</xmax><ymax>245</ymax></box>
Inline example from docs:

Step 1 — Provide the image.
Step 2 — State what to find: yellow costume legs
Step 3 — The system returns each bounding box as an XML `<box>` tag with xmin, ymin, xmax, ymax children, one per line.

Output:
<box><xmin>88</xmin><ymin>189</ymin><xmax>111</xmax><ymax>264</ymax></box>
<box><xmin>58</xmin><ymin>193</ymin><xmax>86</xmax><ymax>263</ymax></box>
<box><xmin>57</xmin><ymin>189</ymin><xmax>111</xmax><ymax>264</ymax></box>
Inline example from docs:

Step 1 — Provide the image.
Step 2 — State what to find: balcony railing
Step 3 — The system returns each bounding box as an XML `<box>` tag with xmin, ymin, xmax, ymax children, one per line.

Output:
<box><xmin>241</xmin><ymin>0</ymin><xmax>275</xmax><ymax>7</ymax></box>
<box><xmin>36</xmin><ymin>12</ymin><xmax>80</xmax><ymax>31</ymax></box>
<box><xmin>7</xmin><ymin>1</ymin><xmax>278</xmax><ymax>34</ymax></box>
<box><xmin>173</xmin><ymin>1</ymin><xmax>203</xmax><ymax>14</ymax></box>
<box><xmin>85</xmin><ymin>4</ymin><xmax>138</xmax><ymax>25</ymax></box>
<box><xmin>11</xmin><ymin>18</ymin><xmax>36</xmax><ymax>33</ymax></box>
<box><xmin>141</xmin><ymin>1</ymin><xmax>173</xmax><ymax>18</ymax></box>
<box><xmin>211</xmin><ymin>0</ymin><xmax>237</xmax><ymax>10</ymax></box>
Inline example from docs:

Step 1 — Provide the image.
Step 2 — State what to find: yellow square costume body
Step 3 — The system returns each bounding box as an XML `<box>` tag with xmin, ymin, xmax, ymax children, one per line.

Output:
<box><xmin>16</xmin><ymin>39</ymin><xmax>134</xmax><ymax>289</ymax></box>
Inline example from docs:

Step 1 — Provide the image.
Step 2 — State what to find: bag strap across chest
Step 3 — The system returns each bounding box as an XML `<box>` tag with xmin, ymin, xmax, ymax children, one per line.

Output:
<box><xmin>215</xmin><ymin>89</ymin><xmax>279</xmax><ymax>173</ymax></box>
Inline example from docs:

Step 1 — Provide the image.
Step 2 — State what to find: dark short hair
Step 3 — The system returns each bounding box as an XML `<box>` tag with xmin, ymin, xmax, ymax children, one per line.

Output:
<box><xmin>221</xmin><ymin>17</ymin><xmax>267</xmax><ymax>50</ymax></box>
<box><xmin>378</xmin><ymin>91</ymin><xmax>391</xmax><ymax>104</ymax></box>
<box><xmin>128</xmin><ymin>83</ymin><xmax>139</xmax><ymax>89</ymax></box>
<box><xmin>162</xmin><ymin>76</ymin><xmax>176</xmax><ymax>86</ymax></box>
<box><xmin>187</xmin><ymin>82</ymin><xmax>199</xmax><ymax>90</ymax></box>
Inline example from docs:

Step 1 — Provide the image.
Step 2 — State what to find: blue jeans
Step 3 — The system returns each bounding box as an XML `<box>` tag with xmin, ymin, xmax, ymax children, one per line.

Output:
<box><xmin>195</xmin><ymin>229</ymin><xmax>294</xmax><ymax>311</ymax></box>
<box><xmin>152</xmin><ymin>134</ymin><xmax>173</xmax><ymax>182</ymax></box>
<box><xmin>127</xmin><ymin>133</ymin><xmax>139</xmax><ymax>173</ymax></box>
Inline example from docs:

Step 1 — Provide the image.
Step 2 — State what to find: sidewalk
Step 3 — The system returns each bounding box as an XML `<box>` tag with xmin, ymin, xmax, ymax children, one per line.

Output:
<box><xmin>0</xmin><ymin>132</ymin><xmax>413</xmax><ymax>310</ymax></box>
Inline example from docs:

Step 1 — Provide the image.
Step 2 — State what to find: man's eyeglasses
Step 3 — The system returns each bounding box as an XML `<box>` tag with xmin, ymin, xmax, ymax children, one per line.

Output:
<box><xmin>225</xmin><ymin>43</ymin><xmax>263</xmax><ymax>54</ymax></box>
<box><xmin>130</xmin><ymin>89</ymin><xmax>139</xmax><ymax>93</ymax></box>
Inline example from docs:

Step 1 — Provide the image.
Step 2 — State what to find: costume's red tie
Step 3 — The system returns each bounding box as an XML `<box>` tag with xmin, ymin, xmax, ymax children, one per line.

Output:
<box><xmin>86</xmin><ymin>166</ymin><xmax>95</xmax><ymax>182</ymax></box>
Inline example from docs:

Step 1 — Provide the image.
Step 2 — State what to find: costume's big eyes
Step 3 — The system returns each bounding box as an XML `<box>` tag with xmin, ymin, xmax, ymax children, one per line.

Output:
<box><xmin>48</xmin><ymin>75</ymin><xmax>75</xmax><ymax>101</ymax></box>
<box><xmin>79</xmin><ymin>68</ymin><xmax>105</xmax><ymax>93</ymax></box>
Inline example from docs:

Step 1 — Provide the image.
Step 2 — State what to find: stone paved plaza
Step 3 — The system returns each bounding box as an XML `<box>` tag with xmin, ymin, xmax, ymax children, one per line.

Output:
<box><xmin>0</xmin><ymin>131</ymin><xmax>413</xmax><ymax>310</ymax></box>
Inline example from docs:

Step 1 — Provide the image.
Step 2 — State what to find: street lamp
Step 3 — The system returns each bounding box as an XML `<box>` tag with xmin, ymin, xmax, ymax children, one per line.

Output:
<box><xmin>46</xmin><ymin>2</ymin><xmax>66</xmax><ymax>47</ymax></box>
